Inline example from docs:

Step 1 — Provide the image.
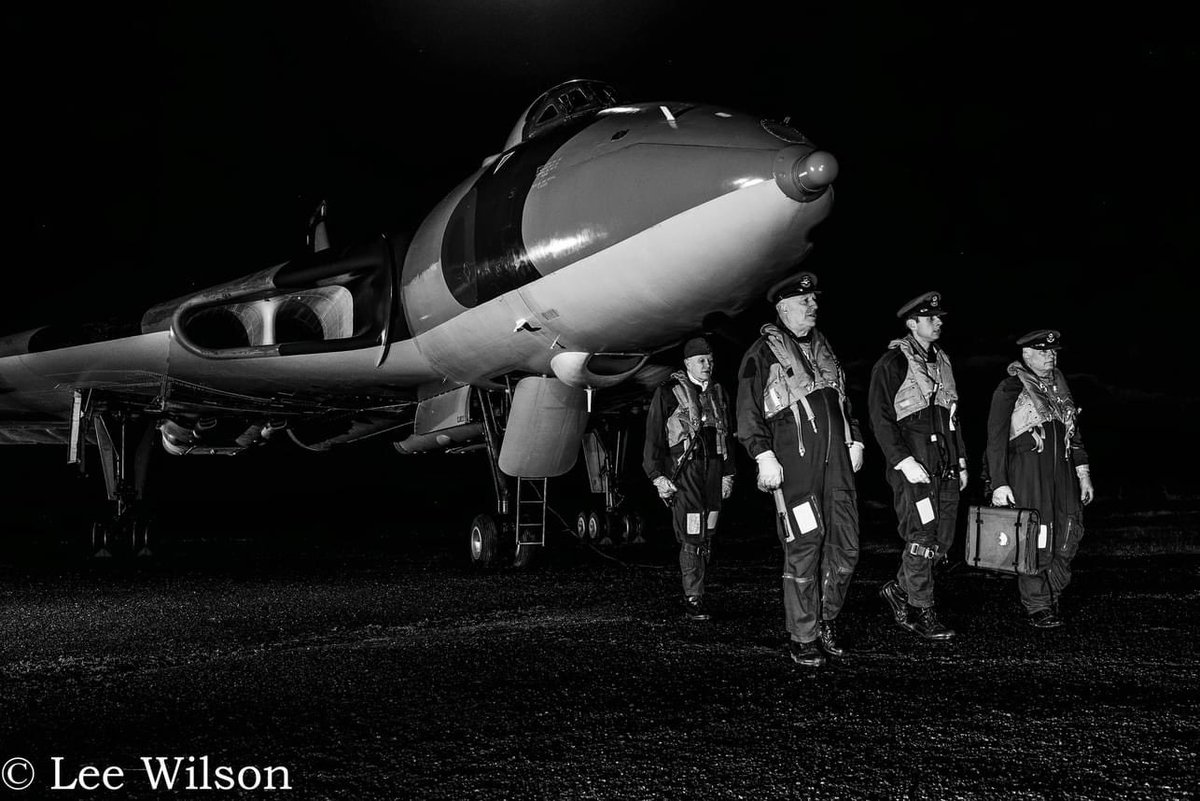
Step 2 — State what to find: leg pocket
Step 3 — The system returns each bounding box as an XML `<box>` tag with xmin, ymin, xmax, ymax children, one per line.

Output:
<box><xmin>781</xmin><ymin>493</ymin><xmax>824</xmax><ymax>540</ymax></box>
<box><xmin>828</xmin><ymin>488</ymin><xmax>860</xmax><ymax>566</ymax></box>
<box><xmin>896</xmin><ymin>479</ymin><xmax>937</xmax><ymax>544</ymax></box>
<box><xmin>1059</xmin><ymin>514</ymin><xmax>1085</xmax><ymax>561</ymax></box>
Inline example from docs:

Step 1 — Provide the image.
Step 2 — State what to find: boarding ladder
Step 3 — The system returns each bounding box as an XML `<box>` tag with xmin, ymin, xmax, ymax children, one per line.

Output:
<box><xmin>515</xmin><ymin>476</ymin><xmax>548</xmax><ymax>550</ymax></box>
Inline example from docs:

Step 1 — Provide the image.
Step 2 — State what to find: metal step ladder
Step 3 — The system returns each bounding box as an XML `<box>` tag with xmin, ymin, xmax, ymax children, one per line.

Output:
<box><xmin>515</xmin><ymin>477</ymin><xmax>548</xmax><ymax>548</ymax></box>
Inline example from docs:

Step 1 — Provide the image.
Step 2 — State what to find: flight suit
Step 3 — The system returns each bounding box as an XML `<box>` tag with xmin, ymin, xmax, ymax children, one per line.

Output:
<box><xmin>986</xmin><ymin>364</ymin><xmax>1089</xmax><ymax>614</ymax></box>
<box><xmin>868</xmin><ymin>336</ymin><xmax>966</xmax><ymax>608</ymax></box>
<box><xmin>643</xmin><ymin>373</ymin><xmax>735</xmax><ymax>601</ymax></box>
<box><xmin>736</xmin><ymin>326</ymin><xmax>862</xmax><ymax>645</ymax></box>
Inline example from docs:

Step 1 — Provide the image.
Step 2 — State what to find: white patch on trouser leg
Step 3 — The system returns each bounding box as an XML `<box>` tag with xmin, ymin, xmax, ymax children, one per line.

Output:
<box><xmin>915</xmin><ymin>497</ymin><xmax>935</xmax><ymax>525</ymax></box>
<box><xmin>792</xmin><ymin>502</ymin><xmax>818</xmax><ymax>534</ymax></box>
<box><xmin>687</xmin><ymin>513</ymin><xmax>701</xmax><ymax>535</ymax></box>
<box><xmin>707</xmin><ymin>511</ymin><xmax>719</xmax><ymax>530</ymax></box>
<box><xmin>1038</xmin><ymin>524</ymin><xmax>1048</xmax><ymax>548</ymax></box>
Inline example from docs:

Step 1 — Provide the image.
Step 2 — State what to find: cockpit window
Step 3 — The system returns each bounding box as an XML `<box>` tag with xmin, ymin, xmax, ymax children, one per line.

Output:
<box><xmin>762</xmin><ymin>119</ymin><xmax>811</xmax><ymax>145</ymax></box>
<box><xmin>522</xmin><ymin>79</ymin><xmax>619</xmax><ymax>142</ymax></box>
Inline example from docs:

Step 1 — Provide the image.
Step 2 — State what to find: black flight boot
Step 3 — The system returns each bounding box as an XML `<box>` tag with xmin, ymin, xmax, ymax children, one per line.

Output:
<box><xmin>788</xmin><ymin>639</ymin><xmax>826</xmax><ymax>667</ymax></box>
<box><xmin>880</xmin><ymin>580</ymin><xmax>912</xmax><ymax>631</ymax></box>
<box><xmin>683</xmin><ymin>596</ymin><xmax>710</xmax><ymax>621</ymax></box>
<box><xmin>818</xmin><ymin>619</ymin><xmax>847</xmax><ymax>657</ymax></box>
<box><xmin>910</xmin><ymin>605</ymin><xmax>956</xmax><ymax>641</ymax></box>
<box><xmin>1028</xmin><ymin>608</ymin><xmax>1063</xmax><ymax>629</ymax></box>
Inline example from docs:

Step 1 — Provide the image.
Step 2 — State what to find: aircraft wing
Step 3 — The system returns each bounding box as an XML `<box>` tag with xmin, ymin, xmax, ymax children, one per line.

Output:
<box><xmin>0</xmin><ymin>237</ymin><xmax>443</xmax><ymax>452</ymax></box>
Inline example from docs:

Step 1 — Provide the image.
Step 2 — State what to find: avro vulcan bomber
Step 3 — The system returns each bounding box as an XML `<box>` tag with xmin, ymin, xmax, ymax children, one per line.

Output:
<box><xmin>0</xmin><ymin>80</ymin><xmax>837</xmax><ymax>565</ymax></box>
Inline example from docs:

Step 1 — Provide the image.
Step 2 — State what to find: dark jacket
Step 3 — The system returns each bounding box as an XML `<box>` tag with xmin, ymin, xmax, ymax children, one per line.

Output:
<box><xmin>735</xmin><ymin>326</ymin><xmax>862</xmax><ymax>465</ymax></box>
<box><xmin>868</xmin><ymin>341</ymin><xmax>966</xmax><ymax>473</ymax></box>
<box><xmin>643</xmin><ymin>375</ymin><xmax>735</xmax><ymax>482</ymax></box>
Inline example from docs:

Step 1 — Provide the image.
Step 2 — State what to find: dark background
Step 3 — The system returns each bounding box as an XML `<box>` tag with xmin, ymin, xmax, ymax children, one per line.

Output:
<box><xmin>2</xmin><ymin>2</ymin><xmax>1197</xmax><ymax>543</ymax></box>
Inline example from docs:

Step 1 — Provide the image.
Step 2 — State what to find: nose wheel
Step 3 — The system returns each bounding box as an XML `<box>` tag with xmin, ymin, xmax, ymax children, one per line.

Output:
<box><xmin>468</xmin><ymin>511</ymin><xmax>540</xmax><ymax>570</ymax></box>
<box><xmin>469</xmin><ymin>513</ymin><xmax>500</xmax><ymax>567</ymax></box>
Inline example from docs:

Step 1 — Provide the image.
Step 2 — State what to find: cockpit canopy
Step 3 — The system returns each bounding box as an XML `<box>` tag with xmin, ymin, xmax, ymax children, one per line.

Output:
<box><xmin>502</xmin><ymin>79</ymin><xmax>619</xmax><ymax>151</ymax></box>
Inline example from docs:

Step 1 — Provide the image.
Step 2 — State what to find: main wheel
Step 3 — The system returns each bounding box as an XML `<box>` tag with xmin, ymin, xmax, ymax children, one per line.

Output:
<box><xmin>132</xmin><ymin>517</ymin><xmax>153</xmax><ymax>557</ymax></box>
<box><xmin>629</xmin><ymin>511</ymin><xmax>646</xmax><ymax>544</ymax></box>
<box><xmin>91</xmin><ymin>521</ymin><xmax>112</xmax><ymax>558</ymax></box>
<box><xmin>469</xmin><ymin>513</ymin><xmax>501</xmax><ymax>568</ymax></box>
<box><xmin>609</xmin><ymin>511</ymin><xmax>633</xmax><ymax>544</ymax></box>
<box><xmin>586</xmin><ymin>510</ymin><xmax>605</xmax><ymax>543</ymax></box>
<box><xmin>575</xmin><ymin>511</ymin><xmax>589</xmax><ymax>540</ymax></box>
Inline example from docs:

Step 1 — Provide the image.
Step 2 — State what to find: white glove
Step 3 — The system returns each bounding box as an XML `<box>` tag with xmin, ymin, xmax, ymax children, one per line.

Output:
<box><xmin>755</xmin><ymin>450</ymin><xmax>784</xmax><ymax>492</ymax></box>
<box><xmin>959</xmin><ymin>470</ymin><xmax>969</xmax><ymax>491</ymax></box>
<box><xmin>992</xmin><ymin>485</ymin><xmax>1015</xmax><ymax>506</ymax></box>
<box><xmin>721</xmin><ymin>475</ymin><xmax>734</xmax><ymax>499</ymax></box>
<box><xmin>652</xmin><ymin>476</ymin><xmax>677</xmax><ymax>500</ymax></box>
<box><xmin>1077</xmin><ymin>465</ymin><xmax>1094</xmax><ymax>506</ymax></box>
<box><xmin>848</xmin><ymin>441</ymin><xmax>864</xmax><ymax>473</ymax></box>
<box><xmin>895</xmin><ymin>456</ymin><xmax>930</xmax><ymax>485</ymax></box>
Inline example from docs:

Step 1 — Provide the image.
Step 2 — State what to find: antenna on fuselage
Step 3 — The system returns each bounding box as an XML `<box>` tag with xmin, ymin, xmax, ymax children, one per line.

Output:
<box><xmin>306</xmin><ymin>199</ymin><xmax>330</xmax><ymax>253</ymax></box>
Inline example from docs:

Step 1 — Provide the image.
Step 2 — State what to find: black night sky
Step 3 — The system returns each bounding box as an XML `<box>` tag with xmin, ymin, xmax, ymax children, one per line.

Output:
<box><xmin>3</xmin><ymin>2</ymin><xmax>1198</xmax><ymax>500</ymax></box>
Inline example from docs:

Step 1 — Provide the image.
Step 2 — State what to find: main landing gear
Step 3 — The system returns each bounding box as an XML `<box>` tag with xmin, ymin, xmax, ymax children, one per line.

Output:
<box><xmin>573</xmin><ymin>508</ymin><xmax>645</xmax><ymax>547</ymax></box>
<box><xmin>77</xmin><ymin>400</ymin><xmax>156</xmax><ymax>559</ymax></box>
<box><xmin>574</xmin><ymin>425</ymin><xmax>645</xmax><ymax>547</ymax></box>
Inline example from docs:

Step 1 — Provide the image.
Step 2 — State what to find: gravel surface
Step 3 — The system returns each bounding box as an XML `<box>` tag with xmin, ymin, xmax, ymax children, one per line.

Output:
<box><xmin>1</xmin><ymin>528</ymin><xmax>1197</xmax><ymax>800</ymax></box>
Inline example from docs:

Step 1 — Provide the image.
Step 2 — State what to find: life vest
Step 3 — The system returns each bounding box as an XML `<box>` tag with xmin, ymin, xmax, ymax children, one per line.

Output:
<box><xmin>1007</xmin><ymin>361</ymin><xmax>1078</xmax><ymax>453</ymax></box>
<box><xmin>889</xmin><ymin>336</ymin><xmax>959</xmax><ymax>423</ymax></box>
<box><xmin>758</xmin><ymin>323</ymin><xmax>851</xmax><ymax>455</ymax></box>
<box><xmin>664</xmin><ymin>371</ymin><xmax>728</xmax><ymax>462</ymax></box>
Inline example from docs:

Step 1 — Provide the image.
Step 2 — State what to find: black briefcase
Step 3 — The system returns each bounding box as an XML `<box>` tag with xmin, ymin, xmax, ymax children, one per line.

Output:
<box><xmin>965</xmin><ymin>505</ymin><xmax>1050</xmax><ymax>575</ymax></box>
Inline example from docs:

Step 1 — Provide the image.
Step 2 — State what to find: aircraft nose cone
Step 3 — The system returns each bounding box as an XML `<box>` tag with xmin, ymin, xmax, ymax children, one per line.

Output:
<box><xmin>774</xmin><ymin>146</ymin><xmax>839</xmax><ymax>202</ymax></box>
<box><xmin>797</xmin><ymin>150</ymin><xmax>838</xmax><ymax>191</ymax></box>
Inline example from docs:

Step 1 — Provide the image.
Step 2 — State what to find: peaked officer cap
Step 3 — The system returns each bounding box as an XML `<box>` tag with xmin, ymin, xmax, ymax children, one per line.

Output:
<box><xmin>682</xmin><ymin>336</ymin><xmax>712</xmax><ymax>358</ymax></box>
<box><xmin>896</xmin><ymin>290</ymin><xmax>948</xmax><ymax>319</ymax></box>
<box><xmin>1017</xmin><ymin>329</ymin><xmax>1062</xmax><ymax>350</ymax></box>
<box><xmin>767</xmin><ymin>271</ymin><xmax>820</xmax><ymax>304</ymax></box>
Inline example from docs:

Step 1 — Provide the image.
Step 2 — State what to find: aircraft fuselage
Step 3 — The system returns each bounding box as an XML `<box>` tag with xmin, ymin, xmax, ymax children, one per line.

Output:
<box><xmin>402</xmin><ymin>100</ymin><xmax>833</xmax><ymax>387</ymax></box>
<box><xmin>0</xmin><ymin>85</ymin><xmax>835</xmax><ymax>432</ymax></box>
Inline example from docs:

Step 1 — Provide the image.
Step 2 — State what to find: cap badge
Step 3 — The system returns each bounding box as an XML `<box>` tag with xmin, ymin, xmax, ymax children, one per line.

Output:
<box><xmin>800</xmin><ymin>275</ymin><xmax>812</xmax><ymax>288</ymax></box>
